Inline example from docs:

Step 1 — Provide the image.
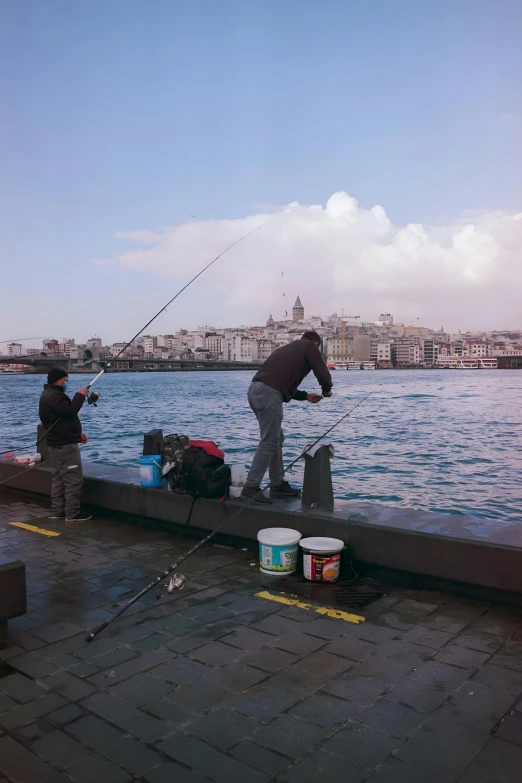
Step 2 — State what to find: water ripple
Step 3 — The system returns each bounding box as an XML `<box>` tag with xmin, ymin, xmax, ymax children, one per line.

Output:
<box><xmin>1</xmin><ymin>369</ymin><xmax>521</xmax><ymax>522</ymax></box>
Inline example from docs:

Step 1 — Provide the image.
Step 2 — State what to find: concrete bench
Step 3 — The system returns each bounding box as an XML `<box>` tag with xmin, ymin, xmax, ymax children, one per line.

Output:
<box><xmin>0</xmin><ymin>555</ymin><xmax>27</xmax><ymax>648</ymax></box>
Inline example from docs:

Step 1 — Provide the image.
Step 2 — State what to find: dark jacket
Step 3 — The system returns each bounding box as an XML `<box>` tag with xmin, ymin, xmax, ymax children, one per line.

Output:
<box><xmin>253</xmin><ymin>339</ymin><xmax>333</xmax><ymax>402</ymax></box>
<box><xmin>39</xmin><ymin>385</ymin><xmax>85</xmax><ymax>448</ymax></box>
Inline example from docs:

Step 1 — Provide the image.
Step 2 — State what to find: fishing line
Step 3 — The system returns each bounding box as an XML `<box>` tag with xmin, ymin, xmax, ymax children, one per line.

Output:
<box><xmin>85</xmin><ymin>388</ymin><xmax>376</xmax><ymax>642</ymax></box>
<box><xmin>1</xmin><ymin>222</ymin><xmax>270</xmax><ymax>461</ymax></box>
<box><xmin>105</xmin><ymin>221</ymin><xmax>271</xmax><ymax>368</ymax></box>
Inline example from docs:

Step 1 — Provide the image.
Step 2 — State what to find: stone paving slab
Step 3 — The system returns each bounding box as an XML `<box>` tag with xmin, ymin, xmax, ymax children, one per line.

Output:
<box><xmin>1</xmin><ymin>489</ymin><xmax>522</xmax><ymax>782</ymax></box>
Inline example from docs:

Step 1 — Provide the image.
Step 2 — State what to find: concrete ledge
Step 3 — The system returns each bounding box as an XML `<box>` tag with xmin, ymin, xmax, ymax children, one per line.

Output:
<box><xmin>1</xmin><ymin>460</ymin><xmax>521</xmax><ymax>597</ymax></box>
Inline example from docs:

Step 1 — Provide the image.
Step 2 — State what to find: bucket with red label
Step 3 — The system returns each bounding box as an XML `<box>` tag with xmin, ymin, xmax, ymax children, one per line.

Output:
<box><xmin>299</xmin><ymin>537</ymin><xmax>345</xmax><ymax>583</ymax></box>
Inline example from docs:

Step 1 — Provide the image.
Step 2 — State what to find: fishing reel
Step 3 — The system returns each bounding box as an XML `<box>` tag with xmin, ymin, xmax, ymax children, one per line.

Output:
<box><xmin>87</xmin><ymin>390</ymin><xmax>101</xmax><ymax>407</ymax></box>
<box><xmin>166</xmin><ymin>574</ymin><xmax>187</xmax><ymax>593</ymax></box>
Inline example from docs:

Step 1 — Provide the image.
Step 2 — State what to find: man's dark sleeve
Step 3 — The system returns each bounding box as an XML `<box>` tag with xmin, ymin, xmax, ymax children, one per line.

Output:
<box><xmin>48</xmin><ymin>393</ymin><xmax>86</xmax><ymax>420</ymax></box>
<box><xmin>292</xmin><ymin>389</ymin><xmax>308</xmax><ymax>401</ymax></box>
<box><xmin>306</xmin><ymin>343</ymin><xmax>333</xmax><ymax>393</ymax></box>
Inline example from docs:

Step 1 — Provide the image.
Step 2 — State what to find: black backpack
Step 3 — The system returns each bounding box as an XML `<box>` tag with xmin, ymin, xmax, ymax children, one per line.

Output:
<box><xmin>181</xmin><ymin>446</ymin><xmax>231</xmax><ymax>499</ymax></box>
<box><xmin>161</xmin><ymin>434</ymin><xmax>230</xmax><ymax>499</ymax></box>
<box><xmin>160</xmin><ymin>433</ymin><xmax>190</xmax><ymax>492</ymax></box>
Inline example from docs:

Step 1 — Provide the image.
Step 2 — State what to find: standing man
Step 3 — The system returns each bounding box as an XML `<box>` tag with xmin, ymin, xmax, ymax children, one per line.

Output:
<box><xmin>39</xmin><ymin>368</ymin><xmax>91</xmax><ymax>522</ymax></box>
<box><xmin>240</xmin><ymin>331</ymin><xmax>333</xmax><ymax>504</ymax></box>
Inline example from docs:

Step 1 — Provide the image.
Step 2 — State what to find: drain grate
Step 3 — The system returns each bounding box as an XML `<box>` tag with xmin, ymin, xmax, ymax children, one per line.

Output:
<box><xmin>260</xmin><ymin>564</ymin><xmax>384</xmax><ymax>611</ymax></box>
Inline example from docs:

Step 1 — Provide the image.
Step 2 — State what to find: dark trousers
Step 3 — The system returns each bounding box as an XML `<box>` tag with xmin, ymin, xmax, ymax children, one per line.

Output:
<box><xmin>49</xmin><ymin>443</ymin><xmax>83</xmax><ymax>518</ymax></box>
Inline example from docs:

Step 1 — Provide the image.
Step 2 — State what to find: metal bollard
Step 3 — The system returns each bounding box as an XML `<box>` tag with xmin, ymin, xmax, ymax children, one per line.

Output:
<box><xmin>143</xmin><ymin>429</ymin><xmax>164</xmax><ymax>456</ymax></box>
<box><xmin>301</xmin><ymin>445</ymin><xmax>334</xmax><ymax>511</ymax></box>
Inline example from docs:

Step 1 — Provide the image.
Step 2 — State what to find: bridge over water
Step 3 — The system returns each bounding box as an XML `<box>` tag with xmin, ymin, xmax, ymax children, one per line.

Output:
<box><xmin>0</xmin><ymin>355</ymin><xmax>70</xmax><ymax>374</ymax></box>
<box><xmin>0</xmin><ymin>355</ymin><xmax>261</xmax><ymax>374</ymax></box>
<box><xmin>101</xmin><ymin>358</ymin><xmax>262</xmax><ymax>372</ymax></box>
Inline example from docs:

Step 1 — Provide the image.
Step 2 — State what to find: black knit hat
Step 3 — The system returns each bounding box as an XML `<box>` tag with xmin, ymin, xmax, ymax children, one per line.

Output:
<box><xmin>47</xmin><ymin>367</ymin><xmax>68</xmax><ymax>385</ymax></box>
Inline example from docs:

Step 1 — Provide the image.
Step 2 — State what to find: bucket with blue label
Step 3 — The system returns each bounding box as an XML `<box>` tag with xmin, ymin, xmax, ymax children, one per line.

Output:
<box><xmin>257</xmin><ymin>528</ymin><xmax>302</xmax><ymax>576</ymax></box>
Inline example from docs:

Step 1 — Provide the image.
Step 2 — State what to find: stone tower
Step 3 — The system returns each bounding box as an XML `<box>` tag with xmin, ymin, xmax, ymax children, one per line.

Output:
<box><xmin>266</xmin><ymin>314</ymin><xmax>274</xmax><ymax>327</ymax></box>
<box><xmin>292</xmin><ymin>295</ymin><xmax>304</xmax><ymax>322</ymax></box>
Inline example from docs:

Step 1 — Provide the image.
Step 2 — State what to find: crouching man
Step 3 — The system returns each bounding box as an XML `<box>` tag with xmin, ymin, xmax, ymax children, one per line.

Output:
<box><xmin>39</xmin><ymin>368</ymin><xmax>91</xmax><ymax>522</ymax></box>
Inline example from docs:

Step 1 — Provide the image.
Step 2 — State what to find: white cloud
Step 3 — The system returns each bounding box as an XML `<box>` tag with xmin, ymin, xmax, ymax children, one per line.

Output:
<box><xmin>92</xmin><ymin>192</ymin><xmax>522</xmax><ymax>330</ymax></box>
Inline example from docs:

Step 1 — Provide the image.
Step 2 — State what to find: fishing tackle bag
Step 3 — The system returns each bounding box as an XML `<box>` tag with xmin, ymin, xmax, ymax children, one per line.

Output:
<box><xmin>181</xmin><ymin>444</ymin><xmax>231</xmax><ymax>499</ymax></box>
<box><xmin>160</xmin><ymin>433</ymin><xmax>191</xmax><ymax>491</ymax></box>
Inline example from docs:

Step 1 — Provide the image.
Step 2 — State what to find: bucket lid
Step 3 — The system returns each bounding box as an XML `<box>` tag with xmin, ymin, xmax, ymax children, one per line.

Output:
<box><xmin>257</xmin><ymin>528</ymin><xmax>302</xmax><ymax>546</ymax></box>
<box><xmin>299</xmin><ymin>536</ymin><xmax>344</xmax><ymax>552</ymax></box>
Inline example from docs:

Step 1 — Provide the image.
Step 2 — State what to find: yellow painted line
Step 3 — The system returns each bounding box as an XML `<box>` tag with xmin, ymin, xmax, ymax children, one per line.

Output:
<box><xmin>256</xmin><ymin>590</ymin><xmax>365</xmax><ymax>624</ymax></box>
<box><xmin>9</xmin><ymin>522</ymin><xmax>60</xmax><ymax>537</ymax></box>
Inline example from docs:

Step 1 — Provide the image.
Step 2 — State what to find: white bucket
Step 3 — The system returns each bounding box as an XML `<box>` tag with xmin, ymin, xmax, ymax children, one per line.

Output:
<box><xmin>257</xmin><ymin>528</ymin><xmax>302</xmax><ymax>576</ymax></box>
<box><xmin>300</xmin><ymin>537</ymin><xmax>345</xmax><ymax>582</ymax></box>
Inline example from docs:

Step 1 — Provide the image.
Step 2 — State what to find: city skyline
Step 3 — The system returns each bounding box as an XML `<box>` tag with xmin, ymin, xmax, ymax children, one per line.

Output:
<box><xmin>2</xmin><ymin>310</ymin><xmax>522</xmax><ymax>350</ymax></box>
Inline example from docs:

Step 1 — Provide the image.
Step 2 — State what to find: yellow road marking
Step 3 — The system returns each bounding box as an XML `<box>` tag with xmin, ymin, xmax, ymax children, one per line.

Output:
<box><xmin>9</xmin><ymin>522</ymin><xmax>60</xmax><ymax>537</ymax></box>
<box><xmin>256</xmin><ymin>590</ymin><xmax>365</xmax><ymax>624</ymax></box>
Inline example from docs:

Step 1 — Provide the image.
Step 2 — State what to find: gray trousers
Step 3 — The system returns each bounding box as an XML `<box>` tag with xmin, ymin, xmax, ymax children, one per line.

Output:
<box><xmin>49</xmin><ymin>443</ymin><xmax>83</xmax><ymax>518</ymax></box>
<box><xmin>245</xmin><ymin>381</ymin><xmax>285</xmax><ymax>488</ymax></box>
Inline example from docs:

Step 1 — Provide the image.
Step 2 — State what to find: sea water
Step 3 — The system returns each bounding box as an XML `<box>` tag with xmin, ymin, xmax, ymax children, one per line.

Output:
<box><xmin>1</xmin><ymin>369</ymin><xmax>521</xmax><ymax>522</ymax></box>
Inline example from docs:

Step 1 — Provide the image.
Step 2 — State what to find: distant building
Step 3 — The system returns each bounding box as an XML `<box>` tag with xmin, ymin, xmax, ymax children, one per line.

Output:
<box><xmin>463</xmin><ymin>340</ymin><xmax>491</xmax><ymax>357</ymax></box>
<box><xmin>423</xmin><ymin>339</ymin><xmax>439</xmax><ymax>365</ymax></box>
<box><xmin>380</xmin><ymin>313</ymin><xmax>393</xmax><ymax>325</ymax></box>
<box><xmin>327</xmin><ymin>334</ymin><xmax>370</xmax><ymax>362</ymax></box>
<box><xmin>86</xmin><ymin>337</ymin><xmax>102</xmax><ymax>360</ymax></box>
<box><xmin>7</xmin><ymin>343</ymin><xmax>23</xmax><ymax>357</ymax></box>
<box><xmin>392</xmin><ymin>337</ymin><xmax>421</xmax><ymax>366</ymax></box>
<box><xmin>370</xmin><ymin>338</ymin><xmax>392</xmax><ymax>365</ymax></box>
<box><xmin>222</xmin><ymin>334</ymin><xmax>258</xmax><ymax>362</ymax></box>
<box><xmin>43</xmin><ymin>339</ymin><xmax>61</xmax><ymax>354</ymax></box>
<box><xmin>62</xmin><ymin>338</ymin><xmax>76</xmax><ymax>355</ymax></box>
<box><xmin>266</xmin><ymin>314</ymin><xmax>274</xmax><ymax>327</ymax></box>
<box><xmin>206</xmin><ymin>334</ymin><xmax>223</xmax><ymax>358</ymax></box>
<box><xmin>292</xmin><ymin>295</ymin><xmax>304</xmax><ymax>322</ymax></box>
<box><xmin>143</xmin><ymin>336</ymin><xmax>156</xmax><ymax>355</ymax></box>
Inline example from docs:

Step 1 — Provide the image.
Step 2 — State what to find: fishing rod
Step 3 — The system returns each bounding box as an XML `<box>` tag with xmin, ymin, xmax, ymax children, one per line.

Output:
<box><xmin>85</xmin><ymin>388</ymin><xmax>376</xmax><ymax>642</ymax></box>
<box><xmin>1</xmin><ymin>223</ymin><xmax>270</xmax><ymax>459</ymax></box>
<box><xmin>86</xmin><ymin>221</ymin><xmax>271</xmax><ymax>391</ymax></box>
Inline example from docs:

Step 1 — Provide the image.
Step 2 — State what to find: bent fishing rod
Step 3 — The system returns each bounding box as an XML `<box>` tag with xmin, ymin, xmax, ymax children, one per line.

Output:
<box><xmin>91</xmin><ymin>221</ymin><xmax>271</xmax><ymax>382</ymax></box>
<box><xmin>85</xmin><ymin>388</ymin><xmax>376</xmax><ymax>642</ymax></box>
<box><xmin>1</xmin><ymin>222</ymin><xmax>270</xmax><ymax>460</ymax></box>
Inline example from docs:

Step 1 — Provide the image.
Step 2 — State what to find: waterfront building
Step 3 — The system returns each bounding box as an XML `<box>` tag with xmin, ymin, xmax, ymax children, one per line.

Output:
<box><xmin>327</xmin><ymin>334</ymin><xmax>370</xmax><ymax>363</ymax></box>
<box><xmin>204</xmin><ymin>334</ymin><xmax>223</xmax><ymax>358</ymax></box>
<box><xmin>423</xmin><ymin>339</ymin><xmax>439</xmax><ymax>366</ymax></box>
<box><xmin>392</xmin><ymin>337</ymin><xmax>422</xmax><ymax>366</ymax></box>
<box><xmin>463</xmin><ymin>340</ymin><xmax>492</xmax><ymax>357</ymax></box>
<box><xmin>222</xmin><ymin>333</ymin><xmax>259</xmax><ymax>362</ymax></box>
<box><xmin>370</xmin><ymin>338</ymin><xmax>392</xmax><ymax>366</ymax></box>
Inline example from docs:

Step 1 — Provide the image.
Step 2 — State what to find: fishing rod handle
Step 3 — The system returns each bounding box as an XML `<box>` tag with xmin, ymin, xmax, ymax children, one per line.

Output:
<box><xmin>85</xmin><ymin>621</ymin><xmax>109</xmax><ymax>642</ymax></box>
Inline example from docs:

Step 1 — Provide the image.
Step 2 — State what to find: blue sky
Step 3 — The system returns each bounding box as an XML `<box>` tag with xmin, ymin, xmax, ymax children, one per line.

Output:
<box><xmin>1</xmin><ymin>0</ymin><xmax>521</xmax><ymax>344</ymax></box>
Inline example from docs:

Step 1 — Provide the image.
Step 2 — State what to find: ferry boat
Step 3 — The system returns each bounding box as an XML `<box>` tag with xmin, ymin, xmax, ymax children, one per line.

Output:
<box><xmin>436</xmin><ymin>356</ymin><xmax>498</xmax><ymax>369</ymax></box>
<box><xmin>334</xmin><ymin>361</ymin><xmax>376</xmax><ymax>370</ymax></box>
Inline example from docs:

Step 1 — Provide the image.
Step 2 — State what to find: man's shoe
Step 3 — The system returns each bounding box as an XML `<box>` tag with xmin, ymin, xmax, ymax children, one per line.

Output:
<box><xmin>65</xmin><ymin>511</ymin><xmax>92</xmax><ymax>522</ymax></box>
<box><xmin>239</xmin><ymin>486</ymin><xmax>273</xmax><ymax>505</ymax></box>
<box><xmin>270</xmin><ymin>480</ymin><xmax>301</xmax><ymax>499</ymax></box>
<box><xmin>48</xmin><ymin>513</ymin><xmax>65</xmax><ymax>520</ymax></box>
